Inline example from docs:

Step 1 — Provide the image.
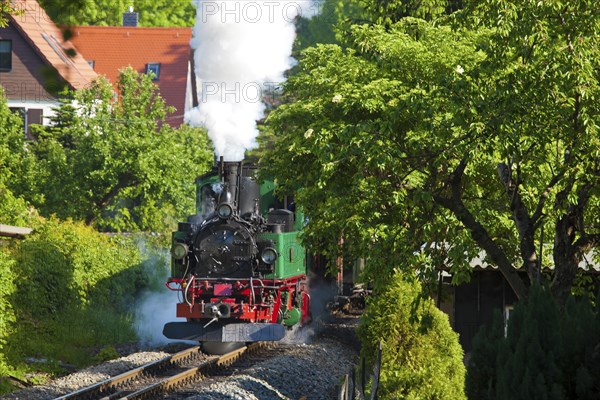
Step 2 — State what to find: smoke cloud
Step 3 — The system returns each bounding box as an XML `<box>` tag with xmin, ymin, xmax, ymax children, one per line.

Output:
<box><xmin>282</xmin><ymin>275</ymin><xmax>337</xmax><ymax>344</ymax></box>
<box><xmin>134</xmin><ymin>288</ymin><xmax>181</xmax><ymax>347</ymax></box>
<box><xmin>186</xmin><ymin>0</ymin><xmax>319</xmax><ymax>161</ymax></box>
<box><xmin>133</xmin><ymin>242</ymin><xmax>185</xmax><ymax>347</ymax></box>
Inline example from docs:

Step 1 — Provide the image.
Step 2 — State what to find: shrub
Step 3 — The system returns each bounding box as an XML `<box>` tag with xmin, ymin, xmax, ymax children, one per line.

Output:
<box><xmin>0</xmin><ymin>250</ymin><xmax>16</xmax><ymax>370</ymax></box>
<box><xmin>0</xmin><ymin>185</ymin><xmax>32</xmax><ymax>226</ymax></box>
<box><xmin>465</xmin><ymin>311</ymin><xmax>504</xmax><ymax>399</ymax></box>
<box><xmin>15</xmin><ymin>218</ymin><xmax>144</xmax><ymax>316</ymax></box>
<box><xmin>467</xmin><ymin>285</ymin><xmax>600</xmax><ymax>399</ymax></box>
<box><xmin>93</xmin><ymin>345</ymin><xmax>120</xmax><ymax>363</ymax></box>
<box><xmin>358</xmin><ymin>272</ymin><xmax>466</xmax><ymax>400</ymax></box>
<box><xmin>3</xmin><ymin>217</ymin><xmax>165</xmax><ymax>374</ymax></box>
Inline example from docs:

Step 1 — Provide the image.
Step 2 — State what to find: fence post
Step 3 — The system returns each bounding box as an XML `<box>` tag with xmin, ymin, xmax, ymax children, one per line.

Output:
<box><xmin>369</xmin><ymin>341</ymin><xmax>383</xmax><ymax>400</ymax></box>
<box><xmin>339</xmin><ymin>374</ymin><xmax>349</xmax><ymax>400</ymax></box>
<box><xmin>354</xmin><ymin>363</ymin><xmax>364</xmax><ymax>400</ymax></box>
<box><xmin>348</xmin><ymin>367</ymin><xmax>355</xmax><ymax>400</ymax></box>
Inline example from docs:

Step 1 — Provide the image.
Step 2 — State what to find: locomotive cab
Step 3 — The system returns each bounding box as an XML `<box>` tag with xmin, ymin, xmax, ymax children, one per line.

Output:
<box><xmin>163</xmin><ymin>160</ymin><xmax>310</xmax><ymax>346</ymax></box>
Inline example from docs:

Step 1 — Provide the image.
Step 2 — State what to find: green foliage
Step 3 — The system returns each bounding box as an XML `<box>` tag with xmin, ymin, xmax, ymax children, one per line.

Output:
<box><xmin>93</xmin><ymin>345</ymin><xmax>120</xmax><ymax>363</ymax></box>
<box><xmin>38</xmin><ymin>0</ymin><xmax>196</xmax><ymax>27</ymax></box>
<box><xmin>0</xmin><ymin>218</ymin><xmax>170</xmax><ymax>393</ymax></box>
<box><xmin>294</xmin><ymin>0</ymin><xmax>365</xmax><ymax>51</ymax></box>
<box><xmin>263</xmin><ymin>18</ymin><xmax>489</xmax><ymax>283</ymax></box>
<box><xmin>467</xmin><ymin>286</ymin><xmax>600</xmax><ymax>399</ymax></box>
<box><xmin>0</xmin><ymin>250</ymin><xmax>17</xmax><ymax>374</ymax></box>
<box><xmin>23</xmin><ymin>68</ymin><xmax>213</xmax><ymax>232</ymax></box>
<box><xmin>264</xmin><ymin>0</ymin><xmax>600</xmax><ymax>302</ymax></box>
<box><xmin>0</xmin><ymin>188</ymin><xmax>32</xmax><ymax>227</ymax></box>
<box><xmin>365</xmin><ymin>0</ymin><xmax>455</xmax><ymax>23</ymax></box>
<box><xmin>15</xmin><ymin>218</ymin><xmax>143</xmax><ymax>315</ymax></box>
<box><xmin>0</xmin><ymin>88</ymin><xmax>35</xmax><ymax>226</ymax></box>
<box><xmin>358</xmin><ymin>272</ymin><xmax>466</xmax><ymax>399</ymax></box>
<box><xmin>0</xmin><ymin>1</ymin><xmax>21</xmax><ymax>28</ymax></box>
<box><xmin>465</xmin><ymin>312</ymin><xmax>504</xmax><ymax>399</ymax></box>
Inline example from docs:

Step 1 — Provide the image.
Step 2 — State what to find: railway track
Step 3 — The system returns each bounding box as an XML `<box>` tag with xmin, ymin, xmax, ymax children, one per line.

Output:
<box><xmin>53</xmin><ymin>343</ymin><xmax>267</xmax><ymax>400</ymax></box>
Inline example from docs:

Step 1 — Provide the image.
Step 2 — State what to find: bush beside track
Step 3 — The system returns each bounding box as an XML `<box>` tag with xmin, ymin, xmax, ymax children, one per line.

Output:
<box><xmin>0</xmin><ymin>217</ymin><xmax>168</xmax><ymax>394</ymax></box>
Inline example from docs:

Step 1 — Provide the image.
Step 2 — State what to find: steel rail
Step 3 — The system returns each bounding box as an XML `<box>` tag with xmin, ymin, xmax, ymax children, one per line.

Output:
<box><xmin>53</xmin><ymin>345</ymin><xmax>203</xmax><ymax>400</ymax></box>
<box><xmin>113</xmin><ymin>342</ymin><xmax>264</xmax><ymax>400</ymax></box>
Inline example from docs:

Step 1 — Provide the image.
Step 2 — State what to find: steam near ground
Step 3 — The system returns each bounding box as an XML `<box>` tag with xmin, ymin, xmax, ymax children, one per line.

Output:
<box><xmin>133</xmin><ymin>274</ymin><xmax>337</xmax><ymax>347</ymax></box>
<box><xmin>282</xmin><ymin>279</ymin><xmax>337</xmax><ymax>345</ymax></box>
<box><xmin>133</xmin><ymin>263</ymin><xmax>184</xmax><ymax>347</ymax></box>
<box><xmin>134</xmin><ymin>287</ymin><xmax>183</xmax><ymax>347</ymax></box>
<box><xmin>185</xmin><ymin>0</ymin><xmax>320</xmax><ymax>161</ymax></box>
<box><xmin>133</xmin><ymin>265</ymin><xmax>337</xmax><ymax>347</ymax></box>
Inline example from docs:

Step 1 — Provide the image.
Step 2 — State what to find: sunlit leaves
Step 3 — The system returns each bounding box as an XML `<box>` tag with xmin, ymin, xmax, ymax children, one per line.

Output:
<box><xmin>265</xmin><ymin>0</ymin><xmax>600</xmax><ymax>298</ymax></box>
<box><xmin>23</xmin><ymin>68</ymin><xmax>213</xmax><ymax>232</ymax></box>
<box><xmin>38</xmin><ymin>0</ymin><xmax>196</xmax><ymax>27</ymax></box>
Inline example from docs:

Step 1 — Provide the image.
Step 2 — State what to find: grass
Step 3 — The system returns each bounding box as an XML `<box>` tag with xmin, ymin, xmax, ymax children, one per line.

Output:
<box><xmin>0</xmin><ymin>305</ymin><xmax>138</xmax><ymax>394</ymax></box>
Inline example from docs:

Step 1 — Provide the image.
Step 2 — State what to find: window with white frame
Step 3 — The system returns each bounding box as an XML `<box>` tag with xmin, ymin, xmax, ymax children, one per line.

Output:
<box><xmin>146</xmin><ymin>63</ymin><xmax>161</xmax><ymax>81</ymax></box>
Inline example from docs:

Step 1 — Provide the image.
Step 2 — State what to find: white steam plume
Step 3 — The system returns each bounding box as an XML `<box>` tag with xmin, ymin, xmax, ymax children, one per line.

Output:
<box><xmin>132</xmin><ymin>243</ymin><xmax>188</xmax><ymax>347</ymax></box>
<box><xmin>135</xmin><ymin>289</ymin><xmax>181</xmax><ymax>347</ymax></box>
<box><xmin>186</xmin><ymin>0</ymin><xmax>319</xmax><ymax>161</ymax></box>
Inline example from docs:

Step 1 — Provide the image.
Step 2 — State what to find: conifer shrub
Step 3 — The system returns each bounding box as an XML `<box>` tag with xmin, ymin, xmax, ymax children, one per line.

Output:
<box><xmin>465</xmin><ymin>311</ymin><xmax>504</xmax><ymax>400</ymax></box>
<box><xmin>466</xmin><ymin>285</ymin><xmax>600</xmax><ymax>399</ymax></box>
<box><xmin>358</xmin><ymin>272</ymin><xmax>466</xmax><ymax>400</ymax></box>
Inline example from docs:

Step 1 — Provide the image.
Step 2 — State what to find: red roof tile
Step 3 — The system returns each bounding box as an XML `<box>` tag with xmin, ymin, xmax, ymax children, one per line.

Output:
<box><xmin>9</xmin><ymin>0</ymin><xmax>97</xmax><ymax>90</ymax></box>
<box><xmin>70</xmin><ymin>26</ymin><xmax>192</xmax><ymax>126</ymax></box>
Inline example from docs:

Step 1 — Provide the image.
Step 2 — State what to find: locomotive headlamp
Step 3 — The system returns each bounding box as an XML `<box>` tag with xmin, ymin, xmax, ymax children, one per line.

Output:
<box><xmin>261</xmin><ymin>247</ymin><xmax>278</xmax><ymax>264</ymax></box>
<box><xmin>171</xmin><ymin>242</ymin><xmax>188</xmax><ymax>260</ymax></box>
<box><xmin>217</xmin><ymin>203</ymin><xmax>233</xmax><ymax>219</ymax></box>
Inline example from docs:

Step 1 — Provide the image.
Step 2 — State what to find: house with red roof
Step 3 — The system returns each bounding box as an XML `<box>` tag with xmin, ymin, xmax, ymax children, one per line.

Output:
<box><xmin>0</xmin><ymin>0</ymin><xmax>97</xmax><ymax>133</ymax></box>
<box><xmin>70</xmin><ymin>24</ymin><xmax>194</xmax><ymax>127</ymax></box>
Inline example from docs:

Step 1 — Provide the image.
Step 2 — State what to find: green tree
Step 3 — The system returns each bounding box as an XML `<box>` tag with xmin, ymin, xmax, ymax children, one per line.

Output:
<box><xmin>38</xmin><ymin>0</ymin><xmax>195</xmax><ymax>27</ymax></box>
<box><xmin>294</xmin><ymin>0</ymin><xmax>365</xmax><ymax>51</ymax></box>
<box><xmin>0</xmin><ymin>250</ymin><xmax>17</xmax><ymax>384</ymax></box>
<box><xmin>0</xmin><ymin>88</ymin><xmax>34</xmax><ymax>226</ymax></box>
<box><xmin>25</xmin><ymin>68</ymin><xmax>213</xmax><ymax>232</ymax></box>
<box><xmin>0</xmin><ymin>1</ymin><xmax>21</xmax><ymax>28</ymax></box>
<box><xmin>465</xmin><ymin>312</ymin><xmax>504</xmax><ymax>399</ymax></box>
<box><xmin>263</xmin><ymin>1</ymin><xmax>600</xmax><ymax>303</ymax></box>
<box><xmin>467</xmin><ymin>286</ymin><xmax>600</xmax><ymax>399</ymax></box>
<box><xmin>358</xmin><ymin>272</ymin><xmax>466</xmax><ymax>399</ymax></box>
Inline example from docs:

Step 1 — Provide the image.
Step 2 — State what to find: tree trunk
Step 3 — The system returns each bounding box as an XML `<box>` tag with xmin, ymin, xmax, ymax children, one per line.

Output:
<box><xmin>435</xmin><ymin>194</ymin><xmax>529</xmax><ymax>300</ymax></box>
<box><xmin>85</xmin><ymin>172</ymin><xmax>136</xmax><ymax>226</ymax></box>
<box><xmin>434</xmin><ymin>159</ymin><xmax>529</xmax><ymax>300</ymax></box>
<box><xmin>496</xmin><ymin>163</ymin><xmax>540</xmax><ymax>284</ymax></box>
<box><xmin>551</xmin><ymin>214</ymin><xmax>579</xmax><ymax>306</ymax></box>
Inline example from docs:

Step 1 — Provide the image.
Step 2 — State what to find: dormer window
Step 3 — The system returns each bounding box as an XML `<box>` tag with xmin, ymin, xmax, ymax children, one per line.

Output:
<box><xmin>146</xmin><ymin>63</ymin><xmax>160</xmax><ymax>81</ymax></box>
<box><xmin>87</xmin><ymin>60</ymin><xmax>95</xmax><ymax>69</ymax></box>
<box><xmin>0</xmin><ymin>40</ymin><xmax>12</xmax><ymax>71</ymax></box>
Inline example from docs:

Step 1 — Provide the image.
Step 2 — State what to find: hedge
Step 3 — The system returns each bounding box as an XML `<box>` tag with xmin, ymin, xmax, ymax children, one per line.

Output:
<box><xmin>358</xmin><ymin>272</ymin><xmax>466</xmax><ymax>400</ymax></box>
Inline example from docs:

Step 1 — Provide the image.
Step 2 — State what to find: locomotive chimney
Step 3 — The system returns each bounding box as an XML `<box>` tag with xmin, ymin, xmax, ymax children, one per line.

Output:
<box><xmin>221</xmin><ymin>161</ymin><xmax>241</xmax><ymax>211</ymax></box>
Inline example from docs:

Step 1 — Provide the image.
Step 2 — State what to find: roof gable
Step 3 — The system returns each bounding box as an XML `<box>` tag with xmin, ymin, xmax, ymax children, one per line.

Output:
<box><xmin>9</xmin><ymin>0</ymin><xmax>97</xmax><ymax>90</ymax></box>
<box><xmin>70</xmin><ymin>26</ymin><xmax>193</xmax><ymax>126</ymax></box>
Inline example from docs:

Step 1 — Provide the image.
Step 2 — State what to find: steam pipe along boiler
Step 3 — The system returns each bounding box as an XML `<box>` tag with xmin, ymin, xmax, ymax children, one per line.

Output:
<box><xmin>163</xmin><ymin>159</ymin><xmax>311</xmax><ymax>352</ymax></box>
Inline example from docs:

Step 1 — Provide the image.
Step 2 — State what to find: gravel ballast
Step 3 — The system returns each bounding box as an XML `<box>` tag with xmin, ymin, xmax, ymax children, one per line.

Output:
<box><xmin>2</xmin><ymin>316</ymin><xmax>359</xmax><ymax>400</ymax></box>
<box><xmin>1</xmin><ymin>351</ymin><xmax>172</xmax><ymax>400</ymax></box>
<box><xmin>178</xmin><ymin>339</ymin><xmax>357</xmax><ymax>400</ymax></box>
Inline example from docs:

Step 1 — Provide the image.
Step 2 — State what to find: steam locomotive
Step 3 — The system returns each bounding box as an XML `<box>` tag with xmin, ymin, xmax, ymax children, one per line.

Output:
<box><xmin>163</xmin><ymin>159</ymin><xmax>311</xmax><ymax>350</ymax></box>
